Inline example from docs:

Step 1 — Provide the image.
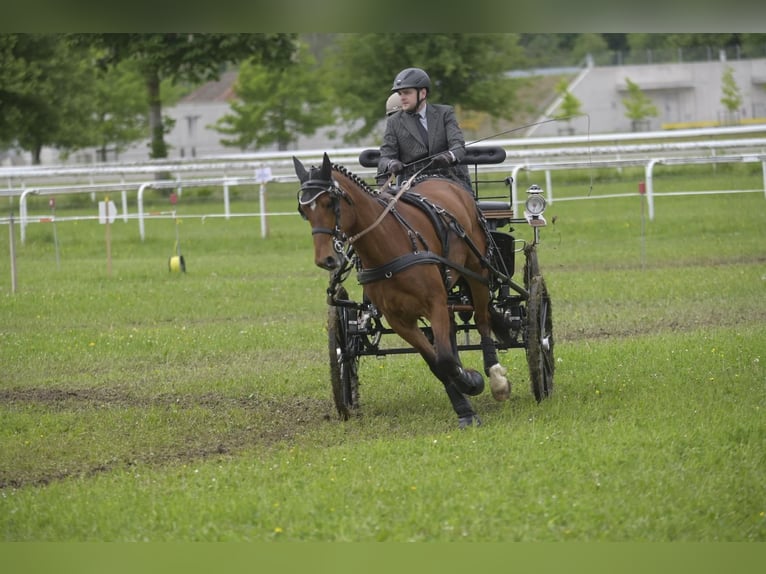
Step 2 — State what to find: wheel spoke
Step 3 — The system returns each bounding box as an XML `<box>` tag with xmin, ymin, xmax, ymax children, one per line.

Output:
<box><xmin>525</xmin><ymin>274</ymin><xmax>555</xmax><ymax>402</ymax></box>
<box><xmin>328</xmin><ymin>287</ymin><xmax>360</xmax><ymax>419</ymax></box>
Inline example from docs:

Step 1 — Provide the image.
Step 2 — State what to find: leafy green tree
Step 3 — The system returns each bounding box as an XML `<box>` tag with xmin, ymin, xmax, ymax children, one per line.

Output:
<box><xmin>86</xmin><ymin>59</ymin><xmax>150</xmax><ymax>162</ymax></box>
<box><xmin>0</xmin><ymin>34</ymin><xmax>97</xmax><ymax>164</ymax></box>
<box><xmin>626</xmin><ymin>33</ymin><xmax>672</xmax><ymax>52</ymax></box>
<box><xmin>663</xmin><ymin>33</ymin><xmax>741</xmax><ymax>49</ymax></box>
<box><xmin>739</xmin><ymin>34</ymin><xmax>766</xmax><ymax>57</ymax></box>
<box><xmin>720</xmin><ymin>65</ymin><xmax>743</xmax><ymax>124</ymax></box>
<box><xmin>325</xmin><ymin>33</ymin><xmax>525</xmax><ymax>142</ymax></box>
<box><xmin>68</xmin><ymin>33</ymin><xmax>298</xmax><ymax>159</ymax></box>
<box><xmin>0</xmin><ymin>35</ymin><xmax>29</xmax><ymax>147</ymax></box>
<box><xmin>518</xmin><ymin>34</ymin><xmax>571</xmax><ymax>67</ymax></box>
<box><xmin>622</xmin><ymin>77</ymin><xmax>658</xmax><ymax>131</ymax></box>
<box><xmin>552</xmin><ymin>78</ymin><xmax>582</xmax><ymax>134</ymax></box>
<box><xmin>571</xmin><ymin>33</ymin><xmax>608</xmax><ymax>63</ymax></box>
<box><xmin>214</xmin><ymin>43</ymin><xmax>334</xmax><ymax>151</ymax></box>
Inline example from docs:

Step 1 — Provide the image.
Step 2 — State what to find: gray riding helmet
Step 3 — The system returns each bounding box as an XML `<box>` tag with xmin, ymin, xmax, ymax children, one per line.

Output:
<box><xmin>391</xmin><ymin>67</ymin><xmax>431</xmax><ymax>93</ymax></box>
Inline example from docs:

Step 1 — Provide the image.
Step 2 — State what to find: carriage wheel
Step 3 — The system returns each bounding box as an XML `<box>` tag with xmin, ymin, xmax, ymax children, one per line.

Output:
<box><xmin>327</xmin><ymin>287</ymin><xmax>360</xmax><ymax>420</ymax></box>
<box><xmin>523</xmin><ymin>243</ymin><xmax>540</xmax><ymax>286</ymax></box>
<box><xmin>525</xmin><ymin>274</ymin><xmax>555</xmax><ymax>402</ymax></box>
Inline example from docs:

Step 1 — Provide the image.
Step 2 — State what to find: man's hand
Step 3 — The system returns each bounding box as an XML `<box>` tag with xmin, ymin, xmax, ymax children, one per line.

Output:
<box><xmin>431</xmin><ymin>152</ymin><xmax>454</xmax><ymax>168</ymax></box>
<box><xmin>387</xmin><ymin>159</ymin><xmax>404</xmax><ymax>175</ymax></box>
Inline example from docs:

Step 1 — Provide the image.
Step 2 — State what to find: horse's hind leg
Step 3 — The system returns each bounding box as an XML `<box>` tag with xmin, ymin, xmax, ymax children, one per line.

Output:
<box><xmin>481</xmin><ymin>335</ymin><xmax>510</xmax><ymax>401</ymax></box>
<box><xmin>469</xmin><ymin>280</ymin><xmax>510</xmax><ymax>402</ymax></box>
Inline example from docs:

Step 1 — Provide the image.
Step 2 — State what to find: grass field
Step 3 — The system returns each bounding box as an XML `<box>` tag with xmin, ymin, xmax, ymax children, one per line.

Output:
<box><xmin>1</xmin><ymin>162</ymin><xmax>764</xmax><ymax>542</ymax></box>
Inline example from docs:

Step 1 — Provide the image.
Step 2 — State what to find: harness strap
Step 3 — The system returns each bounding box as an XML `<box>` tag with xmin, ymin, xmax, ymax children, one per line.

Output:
<box><xmin>347</xmin><ymin>167</ymin><xmax>427</xmax><ymax>244</ymax></box>
<box><xmin>357</xmin><ymin>251</ymin><xmax>489</xmax><ymax>286</ymax></box>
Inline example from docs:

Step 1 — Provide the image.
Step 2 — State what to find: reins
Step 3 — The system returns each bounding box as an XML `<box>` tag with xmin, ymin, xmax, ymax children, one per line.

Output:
<box><xmin>347</xmin><ymin>164</ymin><xmax>429</xmax><ymax>244</ymax></box>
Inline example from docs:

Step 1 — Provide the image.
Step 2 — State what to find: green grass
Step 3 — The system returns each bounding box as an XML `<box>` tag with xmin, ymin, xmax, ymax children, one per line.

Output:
<box><xmin>0</xmin><ymin>168</ymin><xmax>765</xmax><ymax>541</ymax></box>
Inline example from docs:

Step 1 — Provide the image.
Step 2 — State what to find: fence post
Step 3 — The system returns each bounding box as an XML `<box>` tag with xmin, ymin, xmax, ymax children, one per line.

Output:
<box><xmin>545</xmin><ymin>170</ymin><xmax>553</xmax><ymax>205</ymax></box>
<box><xmin>644</xmin><ymin>159</ymin><xmax>659</xmax><ymax>221</ymax></box>
<box><xmin>137</xmin><ymin>182</ymin><xmax>152</xmax><ymax>241</ymax></box>
<box><xmin>223</xmin><ymin>179</ymin><xmax>231</xmax><ymax>220</ymax></box>
<box><xmin>260</xmin><ymin>182</ymin><xmax>268</xmax><ymax>238</ymax></box>
<box><xmin>9</xmin><ymin>212</ymin><xmax>17</xmax><ymax>293</ymax></box>
<box><xmin>510</xmin><ymin>164</ymin><xmax>525</xmax><ymax>216</ymax></box>
<box><xmin>121</xmin><ymin>175</ymin><xmax>129</xmax><ymax>223</ymax></box>
<box><xmin>19</xmin><ymin>188</ymin><xmax>36</xmax><ymax>244</ymax></box>
<box><xmin>762</xmin><ymin>160</ymin><xmax>766</xmax><ymax>201</ymax></box>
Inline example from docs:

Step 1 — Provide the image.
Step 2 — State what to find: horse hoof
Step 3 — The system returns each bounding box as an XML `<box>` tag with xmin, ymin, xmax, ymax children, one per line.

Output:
<box><xmin>489</xmin><ymin>363</ymin><xmax>510</xmax><ymax>401</ymax></box>
<box><xmin>458</xmin><ymin>414</ymin><xmax>482</xmax><ymax>429</ymax></box>
<box><xmin>455</xmin><ymin>368</ymin><xmax>485</xmax><ymax>396</ymax></box>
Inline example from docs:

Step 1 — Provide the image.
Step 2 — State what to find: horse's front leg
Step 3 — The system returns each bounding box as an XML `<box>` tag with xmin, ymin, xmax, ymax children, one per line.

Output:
<box><xmin>386</xmin><ymin>314</ymin><xmax>481</xmax><ymax>428</ymax></box>
<box><xmin>428</xmin><ymin>309</ymin><xmax>485</xmax><ymax>398</ymax></box>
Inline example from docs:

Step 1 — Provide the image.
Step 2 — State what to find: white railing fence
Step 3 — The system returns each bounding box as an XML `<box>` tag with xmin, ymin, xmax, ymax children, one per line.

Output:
<box><xmin>2</xmin><ymin>125</ymin><xmax>765</xmax><ymax>244</ymax></box>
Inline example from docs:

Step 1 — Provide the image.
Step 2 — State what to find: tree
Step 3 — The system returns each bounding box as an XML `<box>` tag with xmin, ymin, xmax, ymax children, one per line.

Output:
<box><xmin>627</xmin><ymin>33</ymin><xmax>673</xmax><ymax>52</ymax></box>
<box><xmin>720</xmin><ymin>65</ymin><xmax>743</xmax><ymax>125</ymax></box>
<box><xmin>622</xmin><ymin>77</ymin><xmax>658</xmax><ymax>132</ymax></box>
<box><xmin>68</xmin><ymin>33</ymin><xmax>298</xmax><ymax>159</ymax></box>
<box><xmin>519</xmin><ymin>34</ymin><xmax>571</xmax><ymax>68</ymax></box>
<box><xmin>214</xmin><ymin>43</ymin><xmax>334</xmax><ymax>151</ymax></box>
<box><xmin>84</xmin><ymin>60</ymin><xmax>149</xmax><ymax>162</ymax></box>
<box><xmin>325</xmin><ymin>33</ymin><xmax>525</xmax><ymax>142</ymax></box>
<box><xmin>571</xmin><ymin>33</ymin><xmax>608</xmax><ymax>64</ymax></box>
<box><xmin>552</xmin><ymin>78</ymin><xmax>582</xmax><ymax>134</ymax></box>
<box><xmin>0</xmin><ymin>34</ymin><xmax>98</xmax><ymax>164</ymax></box>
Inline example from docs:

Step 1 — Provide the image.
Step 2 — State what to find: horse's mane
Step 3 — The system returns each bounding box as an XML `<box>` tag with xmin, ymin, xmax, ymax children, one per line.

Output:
<box><xmin>331</xmin><ymin>163</ymin><xmax>379</xmax><ymax>196</ymax></box>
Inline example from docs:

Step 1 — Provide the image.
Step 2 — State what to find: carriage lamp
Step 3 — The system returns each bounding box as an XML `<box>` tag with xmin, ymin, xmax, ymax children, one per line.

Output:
<box><xmin>524</xmin><ymin>185</ymin><xmax>547</xmax><ymax>227</ymax></box>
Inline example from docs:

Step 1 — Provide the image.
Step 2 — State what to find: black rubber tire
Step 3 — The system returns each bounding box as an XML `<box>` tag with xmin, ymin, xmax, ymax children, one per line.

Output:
<box><xmin>525</xmin><ymin>274</ymin><xmax>555</xmax><ymax>402</ymax></box>
<box><xmin>327</xmin><ymin>287</ymin><xmax>360</xmax><ymax>419</ymax></box>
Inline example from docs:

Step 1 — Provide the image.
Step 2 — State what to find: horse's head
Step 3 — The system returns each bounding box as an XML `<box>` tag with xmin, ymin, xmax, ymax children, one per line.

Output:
<box><xmin>294</xmin><ymin>153</ymin><xmax>348</xmax><ymax>271</ymax></box>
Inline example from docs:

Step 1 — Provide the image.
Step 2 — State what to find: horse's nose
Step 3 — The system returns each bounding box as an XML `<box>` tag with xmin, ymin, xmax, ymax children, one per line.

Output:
<box><xmin>317</xmin><ymin>255</ymin><xmax>339</xmax><ymax>271</ymax></box>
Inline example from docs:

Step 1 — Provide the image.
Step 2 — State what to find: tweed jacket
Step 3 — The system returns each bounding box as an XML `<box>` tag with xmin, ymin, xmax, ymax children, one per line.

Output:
<box><xmin>378</xmin><ymin>103</ymin><xmax>472</xmax><ymax>191</ymax></box>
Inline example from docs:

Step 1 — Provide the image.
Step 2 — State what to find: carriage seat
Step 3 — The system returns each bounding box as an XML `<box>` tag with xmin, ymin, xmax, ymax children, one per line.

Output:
<box><xmin>478</xmin><ymin>201</ymin><xmax>514</xmax><ymax>230</ymax></box>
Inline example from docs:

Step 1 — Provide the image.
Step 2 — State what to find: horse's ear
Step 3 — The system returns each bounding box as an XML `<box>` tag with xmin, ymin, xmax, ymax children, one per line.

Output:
<box><xmin>321</xmin><ymin>153</ymin><xmax>332</xmax><ymax>178</ymax></box>
<box><xmin>293</xmin><ymin>156</ymin><xmax>309</xmax><ymax>183</ymax></box>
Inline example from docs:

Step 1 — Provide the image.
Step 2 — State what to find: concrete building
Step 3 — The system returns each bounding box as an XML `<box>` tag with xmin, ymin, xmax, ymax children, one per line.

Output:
<box><xmin>527</xmin><ymin>55</ymin><xmax>766</xmax><ymax>137</ymax></box>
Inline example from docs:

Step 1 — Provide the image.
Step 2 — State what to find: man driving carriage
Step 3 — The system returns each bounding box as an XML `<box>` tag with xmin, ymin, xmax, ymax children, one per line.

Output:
<box><xmin>377</xmin><ymin>67</ymin><xmax>473</xmax><ymax>192</ymax></box>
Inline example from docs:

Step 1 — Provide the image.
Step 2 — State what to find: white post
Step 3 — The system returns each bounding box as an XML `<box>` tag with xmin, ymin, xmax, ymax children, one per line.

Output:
<box><xmin>9</xmin><ymin>212</ymin><xmax>17</xmax><ymax>293</ymax></box>
<box><xmin>510</xmin><ymin>164</ymin><xmax>525</xmax><ymax>216</ymax></box>
<box><xmin>259</xmin><ymin>182</ymin><xmax>268</xmax><ymax>238</ymax></box>
<box><xmin>121</xmin><ymin>176</ymin><xmax>129</xmax><ymax>222</ymax></box>
<box><xmin>223</xmin><ymin>180</ymin><xmax>231</xmax><ymax>220</ymax></box>
<box><xmin>644</xmin><ymin>159</ymin><xmax>659</xmax><ymax>221</ymax></box>
<box><xmin>19</xmin><ymin>188</ymin><xmax>35</xmax><ymax>244</ymax></box>
<box><xmin>545</xmin><ymin>170</ymin><xmax>553</xmax><ymax>205</ymax></box>
<box><xmin>137</xmin><ymin>182</ymin><xmax>152</xmax><ymax>241</ymax></box>
<box><xmin>762</xmin><ymin>160</ymin><xmax>766</xmax><ymax>201</ymax></box>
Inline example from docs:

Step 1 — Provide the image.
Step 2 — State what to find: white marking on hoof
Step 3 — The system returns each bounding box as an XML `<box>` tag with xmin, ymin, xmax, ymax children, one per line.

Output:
<box><xmin>489</xmin><ymin>363</ymin><xmax>510</xmax><ymax>401</ymax></box>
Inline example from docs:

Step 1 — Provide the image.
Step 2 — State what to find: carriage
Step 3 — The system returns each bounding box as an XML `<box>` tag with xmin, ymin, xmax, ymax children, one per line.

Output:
<box><xmin>293</xmin><ymin>145</ymin><xmax>554</xmax><ymax>428</ymax></box>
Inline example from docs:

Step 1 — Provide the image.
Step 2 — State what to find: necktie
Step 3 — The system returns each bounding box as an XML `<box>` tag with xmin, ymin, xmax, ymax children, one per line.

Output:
<box><xmin>415</xmin><ymin>114</ymin><xmax>429</xmax><ymax>149</ymax></box>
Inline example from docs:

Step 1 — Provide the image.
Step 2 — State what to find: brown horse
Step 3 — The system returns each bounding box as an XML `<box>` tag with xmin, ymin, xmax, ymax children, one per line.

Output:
<box><xmin>293</xmin><ymin>153</ymin><xmax>510</xmax><ymax>428</ymax></box>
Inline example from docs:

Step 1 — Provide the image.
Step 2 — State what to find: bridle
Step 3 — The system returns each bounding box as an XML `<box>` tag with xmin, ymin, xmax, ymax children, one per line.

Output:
<box><xmin>297</xmin><ymin>176</ymin><xmax>352</xmax><ymax>253</ymax></box>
